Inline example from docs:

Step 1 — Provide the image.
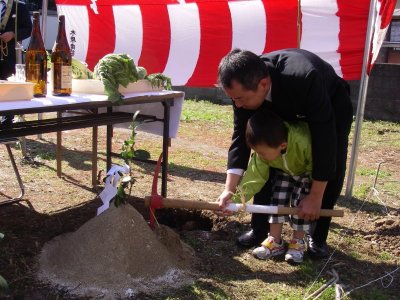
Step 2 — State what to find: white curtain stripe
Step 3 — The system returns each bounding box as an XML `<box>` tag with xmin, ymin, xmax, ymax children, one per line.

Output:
<box><xmin>229</xmin><ymin>0</ymin><xmax>266</xmax><ymax>54</ymax></box>
<box><xmin>57</xmin><ymin>5</ymin><xmax>89</xmax><ymax>64</ymax></box>
<box><xmin>113</xmin><ymin>5</ymin><xmax>143</xmax><ymax>64</ymax></box>
<box><xmin>370</xmin><ymin>1</ymin><xmax>385</xmax><ymax>67</ymax></box>
<box><xmin>163</xmin><ymin>3</ymin><xmax>201</xmax><ymax>86</ymax></box>
<box><xmin>300</xmin><ymin>0</ymin><xmax>342</xmax><ymax>77</ymax></box>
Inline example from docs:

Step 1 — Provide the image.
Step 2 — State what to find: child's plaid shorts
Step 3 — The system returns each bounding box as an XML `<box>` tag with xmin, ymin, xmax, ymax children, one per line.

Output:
<box><xmin>268</xmin><ymin>170</ymin><xmax>311</xmax><ymax>232</ymax></box>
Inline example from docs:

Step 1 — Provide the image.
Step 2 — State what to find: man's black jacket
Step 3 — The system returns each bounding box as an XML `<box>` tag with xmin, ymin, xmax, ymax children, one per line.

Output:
<box><xmin>0</xmin><ymin>0</ymin><xmax>32</xmax><ymax>79</ymax></box>
<box><xmin>228</xmin><ymin>48</ymin><xmax>353</xmax><ymax>181</ymax></box>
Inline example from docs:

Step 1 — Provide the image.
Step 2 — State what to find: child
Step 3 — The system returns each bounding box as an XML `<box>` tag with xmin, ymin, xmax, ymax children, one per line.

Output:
<box><xmin>222</xmin><ymin>108</ymin><xmax>318</xmax><ymax>264</ymax></box>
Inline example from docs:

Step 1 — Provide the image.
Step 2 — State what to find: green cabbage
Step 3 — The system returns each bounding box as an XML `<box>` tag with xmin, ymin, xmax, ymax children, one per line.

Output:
<box><xmin>71</xmin><ymin>58</ymin><xmax>93</xmax><ymax>79</ymax></box>
<box><xmin>94</xmin><ymin>53</ymin><xmax>139</xmax><ymax>104</ymax></box>
<box><xmin>136</xmin><ymin>66</ymin><xmax>147</xmax><ymax>79</ymax></box>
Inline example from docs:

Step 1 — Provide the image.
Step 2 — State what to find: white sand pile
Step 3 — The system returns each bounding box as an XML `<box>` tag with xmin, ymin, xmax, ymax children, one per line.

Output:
<box><xmin>38</xmin><ymin>204</ymin><xmax>196</xmax><ymax>298</ymax></box>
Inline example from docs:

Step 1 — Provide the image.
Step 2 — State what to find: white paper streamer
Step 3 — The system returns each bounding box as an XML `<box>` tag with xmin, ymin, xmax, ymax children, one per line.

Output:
<box><xmin>97</xmin><ymin>164</ymin><xmax>130</xmax><ymax>215</ymax></box>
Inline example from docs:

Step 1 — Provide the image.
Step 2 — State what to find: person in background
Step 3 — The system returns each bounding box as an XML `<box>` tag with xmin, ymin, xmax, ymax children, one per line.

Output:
<box><xmin>220</xmin><ymin>109</ymin><xmax>314</xmax><ymax>264</ymax></box>
<box><xmin>217</xmin><ymin>48</ymin><xmax>353</xmax><ymax>258</ymax></box>
<box><xmin>0</xmin><ymin>0</ymin><xmax>32</xmax><ymax>125</ymax></box>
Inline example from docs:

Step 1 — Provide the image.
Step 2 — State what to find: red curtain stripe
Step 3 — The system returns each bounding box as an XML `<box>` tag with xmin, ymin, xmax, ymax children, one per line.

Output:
<box><xmin>54</xmin><ymin>0</ymin><xmax>397</xmax><ymax>86</ymax></box>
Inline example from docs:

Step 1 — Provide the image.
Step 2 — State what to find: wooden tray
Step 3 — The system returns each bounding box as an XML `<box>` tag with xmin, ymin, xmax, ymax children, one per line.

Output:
<box><xmin>71</xmin><ymin>79</ymin><xmax>163</xmax><ymax>95</ymax></box>
<box><xmin>0</xmin><ymin>81</ymin><xmax>34</xmax><ymax>102</ymax></box>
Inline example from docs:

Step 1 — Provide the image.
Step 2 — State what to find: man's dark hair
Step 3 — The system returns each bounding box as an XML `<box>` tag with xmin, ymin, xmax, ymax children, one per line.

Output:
<box><xmin>218</xmin><ymin>48</ymin><xmax>269</xmax><ymax>91</ymax></box>
<box><xmin>246</xmin><ymin>109</ymin><xmax>288</xmax><ymax>148</ymax></box>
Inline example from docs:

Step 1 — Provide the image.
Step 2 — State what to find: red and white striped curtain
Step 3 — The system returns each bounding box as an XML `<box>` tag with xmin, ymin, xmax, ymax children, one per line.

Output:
<box><xmin>55</xmin><ymin>0</ymin><xmax>396</xmax><ymax>87</ymax></box>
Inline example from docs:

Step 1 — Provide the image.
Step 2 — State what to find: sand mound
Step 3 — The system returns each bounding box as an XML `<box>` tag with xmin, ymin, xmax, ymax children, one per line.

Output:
<box><xmin>38</xmin><ymin>204</ymin><xmax>196</xmax><ymax>298</ymax></box>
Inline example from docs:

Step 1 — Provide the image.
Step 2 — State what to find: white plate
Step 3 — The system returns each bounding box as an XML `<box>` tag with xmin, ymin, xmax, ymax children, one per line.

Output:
<box><xmin>72</xmin><ymin>79</ymin><xmax>163</xmax><ymax>95</ymax></box>
<box><xmin>0</xmin><ymin>81</ymin><xmax>34</xmax><ymax>102</ymax></box>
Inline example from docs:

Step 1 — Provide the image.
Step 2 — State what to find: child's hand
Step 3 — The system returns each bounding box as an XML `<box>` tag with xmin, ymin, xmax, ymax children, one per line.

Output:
<box><xmin>215</xmin><ymin>190</ymin><xmax>234</xmax><ymax>216</ymax></box>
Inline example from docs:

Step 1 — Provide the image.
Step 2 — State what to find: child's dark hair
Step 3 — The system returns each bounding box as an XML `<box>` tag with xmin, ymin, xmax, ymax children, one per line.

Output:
<box><xmin>246</xmin><ymin>109</ymin><xmax>288</xmax><ymax>148</ymax></box>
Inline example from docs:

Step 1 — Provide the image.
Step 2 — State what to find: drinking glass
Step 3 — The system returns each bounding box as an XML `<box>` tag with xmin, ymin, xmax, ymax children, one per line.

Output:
<box><xmin>15</xmin><ymin>64</ymin><xmax>26</xmax><ymax>82</ymax></box>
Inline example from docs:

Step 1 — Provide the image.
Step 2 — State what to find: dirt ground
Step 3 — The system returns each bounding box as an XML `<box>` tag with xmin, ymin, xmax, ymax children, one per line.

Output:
<box><xmin>0</xmin><ymin>112</ymin><xmax>399</xmax><ymax>299</ymax></box>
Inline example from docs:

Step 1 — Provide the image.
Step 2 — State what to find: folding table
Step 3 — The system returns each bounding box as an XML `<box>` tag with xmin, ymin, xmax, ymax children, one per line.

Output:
<box><xmin>0</xmin><ymin>91</ymin><xmax>184</xmax><ymax>197</ymax></box>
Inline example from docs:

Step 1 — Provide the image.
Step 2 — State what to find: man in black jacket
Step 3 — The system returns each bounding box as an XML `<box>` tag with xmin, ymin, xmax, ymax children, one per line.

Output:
<box><xmin>217</xmin><ymin>48</ymin><xmax>353</xmax><ymax>258</ymax></box>
<box><xmin>1</xmin><ymin>0</ymin><xmax>32</xmax><ymax>125</ymax></box>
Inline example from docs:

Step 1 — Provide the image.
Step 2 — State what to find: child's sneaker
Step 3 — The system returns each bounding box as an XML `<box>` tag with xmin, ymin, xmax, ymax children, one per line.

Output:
<box><xmin>285</xmin><ymin>238</ymin><xmax>305</xmax><ymax>264</ymax></box>
<box><xmin>252</xmin><ymin>235</ymin><xmax>285</xmax><ymax>260</ymax></box>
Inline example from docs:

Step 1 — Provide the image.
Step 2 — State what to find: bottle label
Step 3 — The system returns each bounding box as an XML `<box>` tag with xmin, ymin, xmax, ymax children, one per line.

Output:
<box><xmin>61</xmin><ymin>65</ymin><xmax>72</xmax><ymax>89</ymax></box>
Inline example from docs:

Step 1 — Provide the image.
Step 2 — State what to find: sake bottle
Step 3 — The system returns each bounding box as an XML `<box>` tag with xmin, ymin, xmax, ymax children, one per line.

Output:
<box><xmin>51</xmin><ymin>15</ymin><xmax>72</xmax><ymax>96</ymax></box>
<box><xmin>25</xmin><ymin>12</ymin><xmax>47</xmax><ymax>97</ymax></box>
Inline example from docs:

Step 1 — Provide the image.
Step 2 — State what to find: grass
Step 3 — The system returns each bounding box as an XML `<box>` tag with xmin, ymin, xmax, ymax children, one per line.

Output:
<box><xmin>181</xmin><ymin>99</ymin><xmax>233</xmax><ymax>125</ymax></box>
<box><xmin>34</xmin><ymin>151</ymin><xmax>56</xmax><ymax>161</ymax></box>
<box><xmin>82</xmin><ymin>107</ymin><xmax>398</xmax><ymax>299</ymax></box>
<box><xmin>181</xmin><ymin>100</ymin><xmax>400</xmax><ymax>202</ymax></box>
<box><xmin>380</xmin><ymin>181</ymin><xmax>400</xmax><ymax>200</ymax></box>
<box><xmin>356</xmin><ymin>167</ymin><xmax>391</xmax><ymax>178</ymax></box>
<box><xmin>174</xmin><ymin>103</ymin><xmax>400</xmax><ymax>299</ymax></box>
<box><xmin>356</xmin><ymin>120</ymin><xmax>400</xmax><ymax>148</ymax></box>
<box><xmin>378</xmin><ymin>251</ymin><xmax>393</xmax><ymax>261</ymax></box>
<box><xmin>349</xmin><ymin>251</ymin><xmax>363</xmax><ymax>259</ymax></box>
<box><xmin>0</xmin><ymin>99</ymin><xmax>399</xmax><ymax>299</ymax></box>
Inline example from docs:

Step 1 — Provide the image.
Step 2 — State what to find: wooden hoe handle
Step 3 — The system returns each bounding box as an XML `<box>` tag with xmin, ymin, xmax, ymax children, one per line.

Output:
<box><xmin>144</xmin><ymin>196</ymin><xmax>344</xmax><ymax>217</ymax></box>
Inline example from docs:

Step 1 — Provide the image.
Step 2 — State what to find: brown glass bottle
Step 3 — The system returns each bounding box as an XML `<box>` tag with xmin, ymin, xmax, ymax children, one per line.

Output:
<box><xmin>51</xmin><ymin>15</ymin><xmax>72</xmax><ymax>96</ymax></box>
<box><xmin>25</xmin><ymin>12</ymin><xmax>47</xmax><ymax>97</ymax></box>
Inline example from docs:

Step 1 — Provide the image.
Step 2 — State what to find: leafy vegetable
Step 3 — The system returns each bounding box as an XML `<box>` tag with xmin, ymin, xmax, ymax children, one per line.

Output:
<box><xmin>121</xmin><ymin>111</ymin><xmax>140</xmax><ymax>162</ymax></box>
<box><xmin>94</xmin><ymin>53</ymin><xmax>139</xmax><ymax>104</ymax></box>
<box><xmin>136</xmin><ymin>66</ymin><xmax>147</xmax><ymax>79</ymax></box>
<box><xmin>46</xmin><ymin>50</ymin><xmax>52</xmax><ymax>71</ymax></box>
<box><xmin>146</xmin><ymin>73</ymin><xmax>172</xmax><ymax>90</ymax></box>
<box><xmin>111</xmin><ymin>111</ymin><xmax>141</xmax><ymax>207</ymax></box>
<box><xmin>89</xmin><ymin>53</ymin><xmax>172</xmax><ymax>104</ymax></box>
<box><xmin>71</xmin><ymin>58</ymin><xmax>93</xmax><ymax>79</ymax></box>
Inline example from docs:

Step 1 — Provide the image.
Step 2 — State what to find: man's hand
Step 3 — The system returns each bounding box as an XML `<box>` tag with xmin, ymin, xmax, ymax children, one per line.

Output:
<box><xmin>215</xmin><ymin>172</ymin><xmax>241</xmax><ymax>216</ymax></box>
<box><xmin>0</xmin><ymin>32</ymin><xmax>15</xmax><ymax>43</ymax></box>
<box><xmin>297</xmin><ymin>179</ymin><xmax>327</xmax><ymax>221</ymax></box>
<box><xmin>297</xmin><ymin>193</ymin><xmax>322</xmax><ymax>221</ymax></box>
<box><xmin>216</xmin><ymin>190</ymin><xmax>234</xmax><ymax>216</ymax></box>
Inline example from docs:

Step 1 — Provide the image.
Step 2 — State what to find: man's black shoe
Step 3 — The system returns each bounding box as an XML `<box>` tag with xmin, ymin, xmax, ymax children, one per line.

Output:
<box><xmin>236</xmin><ymin>230</ymin><xmax>266</xmax><ymax>248</ymax></box>
<box><xmin>306</xmin><ymin>235</ymin><xmax>329</xmax><ymax>259</ymax></box>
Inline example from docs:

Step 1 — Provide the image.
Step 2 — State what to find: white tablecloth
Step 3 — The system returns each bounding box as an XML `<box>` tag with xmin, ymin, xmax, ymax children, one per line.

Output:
<box><xmin>0</xmin><ymin>91</ymin><xmax>184</xmax><ymax>138</ymax></box>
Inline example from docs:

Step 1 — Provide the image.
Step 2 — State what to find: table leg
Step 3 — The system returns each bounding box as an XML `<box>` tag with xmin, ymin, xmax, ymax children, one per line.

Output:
<box><xmin>56</xmin><ymin>111</ymin><xmax>62</xmax><ymax>178</ymax></box>
<box><xmin>161</xmin><ymin>100</ymin><xmax>171</xmax><ymax>197</ymax></box>
<box><xmin>92</xmin><ymin>109</ymin><xmax>98</xmax><ymax>187</ymax></box>
<box><xmin>20</xmin><ymin>115</ymin><xmax>27</xmax><ymax>157</ymax></box>
<box><xmin>106</xmin><ymin>107</ymin><xmax>113</xmax><ymax>172</ymax></box>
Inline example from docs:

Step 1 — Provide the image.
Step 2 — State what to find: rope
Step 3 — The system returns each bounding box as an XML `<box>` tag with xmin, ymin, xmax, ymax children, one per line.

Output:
<box><xmin>1</xmin><ymin>0</ymin><xmax>21</xmax><ymax>62</ymax></box>
<box><xmin>0</xmin><ymin>0</ymin><xmax>12</xmax><ymax>61</ymax></box>
<box><xmin>14</xmin><ymin>0</ymin><xmax>17</xmax><ymax>42</ymax></box>
<box><xmin>341</xmin><ymin>267</ymin><xmax>399</xmax><ymax>298</ymax></box>
<box><xmin>0</xmin><ymin>38</ymin><xmax>7</xmax><ymax>60</ymax></box>
<box><xmin>304</xmin><ymin>161</ymin><xmax>398</xmax><ymax>299</ymax></box>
